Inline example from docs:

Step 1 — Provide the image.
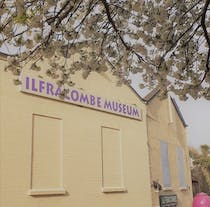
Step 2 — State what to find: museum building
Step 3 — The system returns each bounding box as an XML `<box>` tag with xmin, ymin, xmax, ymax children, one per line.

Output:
<box><xmin>145</xmin><ymin>90</ymin><xmax>193</xmax><ymax>207</ymax></box>
<box><xmin>0</xmin><ymin>53</ymin><xmax>192</xmax><ymax>207</ymax></box>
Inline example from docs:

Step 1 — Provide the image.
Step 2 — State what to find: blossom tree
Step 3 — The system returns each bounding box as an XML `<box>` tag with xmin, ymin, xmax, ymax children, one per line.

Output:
<box><xmin>1</xmin><ymin>0</ymin><xmax>210</xmax><ymax>100</ymax></box>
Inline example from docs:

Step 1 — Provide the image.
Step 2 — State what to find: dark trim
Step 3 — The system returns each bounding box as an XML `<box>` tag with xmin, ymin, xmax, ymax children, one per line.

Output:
<box><xmin>0</xmin><ymin>51</ymin><xmax>9</xmax><ymax>60</ymax></box>
<box><xmin>143</xmin><ymin>87</ymin><xmax>188</xmax><ymax>128</ymax></box>
<box><xmin>170</xmin><ymin>97</ymin><xmax>188</xmax><ymax>127</ymax></box>
<box><xmin>128</xmin><ymin>85</ymin><xmax>147</xmax><ymax>103</ymax></box>
<box><xmin>143</xmin><ymin>88</ymin><xmax>160</xmax><ymax>103</ymax></box>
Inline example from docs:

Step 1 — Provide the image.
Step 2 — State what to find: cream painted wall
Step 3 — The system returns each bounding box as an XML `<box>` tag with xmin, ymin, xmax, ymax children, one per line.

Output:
<box><xmin>147</xmin><ymin>96</ymin><xmax>193</xmax><ymax>207</ymax></box>
<box><xmin>0</xmin><ymin>59</ymin><xmax>152</xmax><ymax>207</ymax></box>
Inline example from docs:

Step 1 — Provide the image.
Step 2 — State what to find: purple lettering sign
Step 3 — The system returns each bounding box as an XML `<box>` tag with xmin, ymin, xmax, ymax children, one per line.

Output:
<box><xmin>21</xmin><ymin>75</ymin><xmax>142</xmax><ymax>120</ymax></box>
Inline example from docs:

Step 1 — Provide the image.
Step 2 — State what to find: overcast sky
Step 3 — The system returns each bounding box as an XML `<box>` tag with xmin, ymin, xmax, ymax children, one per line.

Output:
<box><xmin>176</xmin><ymin>97</ymin><xmax>210</xmax><ymax>149</ymax></box>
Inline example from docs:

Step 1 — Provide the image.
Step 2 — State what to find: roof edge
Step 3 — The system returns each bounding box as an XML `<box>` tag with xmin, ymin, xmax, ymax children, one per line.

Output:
<box><xmin>128</xmin><ymin>85</ymin><xmax>147</xmax><ymax>104</ymax></box>
<box><xmin>143</xmin><ymin>88</ymin><xmax>160</xmax><ymax>103</ymax></box>
<box><xmin>170</xmin><ymin>97</ymin><xmax>188</xmax><ymax>128</ymax></box>
<box><xmin>0</xmin><ymin>51</ymin><xmax>9</xmax><ymax>60</ymax></box>
<box><xmin>144</xmin><ymin>87</ymin><xmax>188</xmax><ymax>128</ymax></box>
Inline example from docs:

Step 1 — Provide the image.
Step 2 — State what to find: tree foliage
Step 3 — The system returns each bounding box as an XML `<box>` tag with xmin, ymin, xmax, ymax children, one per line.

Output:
<box><xmin>1</xmin><ymin>0</ymin><xmax>210</xmax><ymax>100</ymax></box>
<box><xmin>192</xmin><ymin>145</ymin><xmax>210</xmax><ymax>171</ymax></box>
<box><xmin>190</xmin><ymin>145</ymin><xmax>210</xmax><ymax>189</ymax></box>
<box><xmin>190</xmin><ymin>145</ymin><xmax>210</xmax><ymax>171</ymax></box>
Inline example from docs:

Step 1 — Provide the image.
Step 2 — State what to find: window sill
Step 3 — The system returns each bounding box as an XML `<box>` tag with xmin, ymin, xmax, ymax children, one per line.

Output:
<box><xmin>162</xmin><ymin>187</ymin><xmax>173</xmax><ymax>191</ymax></box>
<box><xmin>179</xmin><ymin>187</ymin><xmax>188</xmax><ymax>191</ymax></box>
<box><xmin>168</xmin><ymin>122</ymin><xmax>174</xmax><ymax>125</ymax></box>
<box><xmin>102</xmin><ymin>187</ymin><xmax>127</xmax><ymax>193</ymax></box>
<box><xmin>28</xmin><ymin>188</ymin><xmax>66</xmax><ymax>196</ymax></box>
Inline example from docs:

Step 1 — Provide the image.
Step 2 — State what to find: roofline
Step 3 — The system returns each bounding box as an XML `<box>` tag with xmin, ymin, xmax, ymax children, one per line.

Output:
<box><xmin>144</xmin><ymin>88</ymin><xmax>188</xmax><ymax>128</ymax></box>
<box><xmin>0</xmin><ymin>51</ymin><xmax>9</xmax><ymax>60</ymax></box>
<box><xmin>129</xmin><ymin>86</ymin><xmax>161</xmax><ymax>104</ymax></box>
<box><xmin>144</xmin><ymin>89</ymin><xmax>160</xmax><ymax>103</ymax></box>
<box><xmin>128</xmin><ymin>85</ymin><xmax>147</xmax><ymax>104</ymax></box>
<box><xmin>170</xmin><ymin>97</ymin><xmax>188</xmax><ymax>128</ymax></box>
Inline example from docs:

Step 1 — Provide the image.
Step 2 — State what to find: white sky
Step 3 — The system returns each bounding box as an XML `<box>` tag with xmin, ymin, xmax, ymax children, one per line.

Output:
<box><xmin>176</xmin><ymin>97</ymin><xmax>210</xmax><ymax>149</ymax></box>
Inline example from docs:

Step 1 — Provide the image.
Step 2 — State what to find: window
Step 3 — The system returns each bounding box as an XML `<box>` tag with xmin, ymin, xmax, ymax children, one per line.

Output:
<box><xmin>28</xmin><ymin>114</ymin><xmax>65</xmax><ymax>195</ymax></box>
<box><xmin>160</xmin><ymin>141</ymin><xmax>171</xmax><ymax>188</ymax></box>
<box><xmin>101</xmin><ymin>126</ymin><xmax>125</xmax><ymax>192</ymax></box>
<box><xmin>177</xmin><ymin>146</ymin><xmax>186</xmax><ymax>188</ymax></box>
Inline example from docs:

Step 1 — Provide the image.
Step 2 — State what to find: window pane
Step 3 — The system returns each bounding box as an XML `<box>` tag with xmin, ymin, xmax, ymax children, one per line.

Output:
<box><xmin>177</xmin><ymin>147</ymin><xmax>186</xmax><ymax>187</ymax></box>
<box><xmin>160</xmin><ymin>141</ymin><xmax>171</xmax><ymax>187</ymax></box>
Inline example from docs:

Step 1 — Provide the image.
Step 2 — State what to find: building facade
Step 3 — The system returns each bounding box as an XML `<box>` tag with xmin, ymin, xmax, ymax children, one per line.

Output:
<box><xmin>0</xmin><ymin>53</ymin><xmax>193</xmax><ymax>207</ymax></box>
<box><xmin>146</xmin><ymin>92</ymin><xmax>193</xmax><ymax>207</ymax></box>
<box><xmin>0</xmin><ymin>56</ymin><xmax>152</xmax><ymax>207</ymax></box>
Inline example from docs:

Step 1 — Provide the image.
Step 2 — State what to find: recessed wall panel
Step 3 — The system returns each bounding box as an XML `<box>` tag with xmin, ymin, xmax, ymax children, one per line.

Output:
<box><xmin>160</xmin><ymin>141</ymin><xmax>171</xmax><ymax>188</ymax></box>
<box><xmin>101</xmin><ymin>127</ymin><xmax>124</xmax><ymax>191</ymax></box>
<box><xmin>31</xmin><ymin>114</ymin><xmax>62</xmax><ymax>190</ymax></box>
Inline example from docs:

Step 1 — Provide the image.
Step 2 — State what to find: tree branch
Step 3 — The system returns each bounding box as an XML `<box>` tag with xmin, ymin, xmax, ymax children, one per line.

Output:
<box><xmin>46</xmin><ymin>0</ymin><xmax>71</xmax><ymax>25</ymax></box>
<box><xmin>181</xmin><ymin>0</ymin><xmax>203</xmax><ymax>18</ymax></box>
<box><xmin>100</xmin><ymin>0</ymin><xmax>144</xmax><ymax>62</ymax></box>
<box><xmin>157</xmin><ymin>13</ymin><xmax>203</xmax><ymax>69</ymax></box>
<box><xmin>0</xmin><ymin>0</ymin><xmax>5</xmax><ymax>9</ymax></box>
<box><xmin>100</xmin><ymin>0</ymin><xmax>129</xmax><ymax>50</ymax></box>
<box><xmin>200</xmin><ymin>0</ymin><xmax>210</xmax><ymax>84</ymax></box>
